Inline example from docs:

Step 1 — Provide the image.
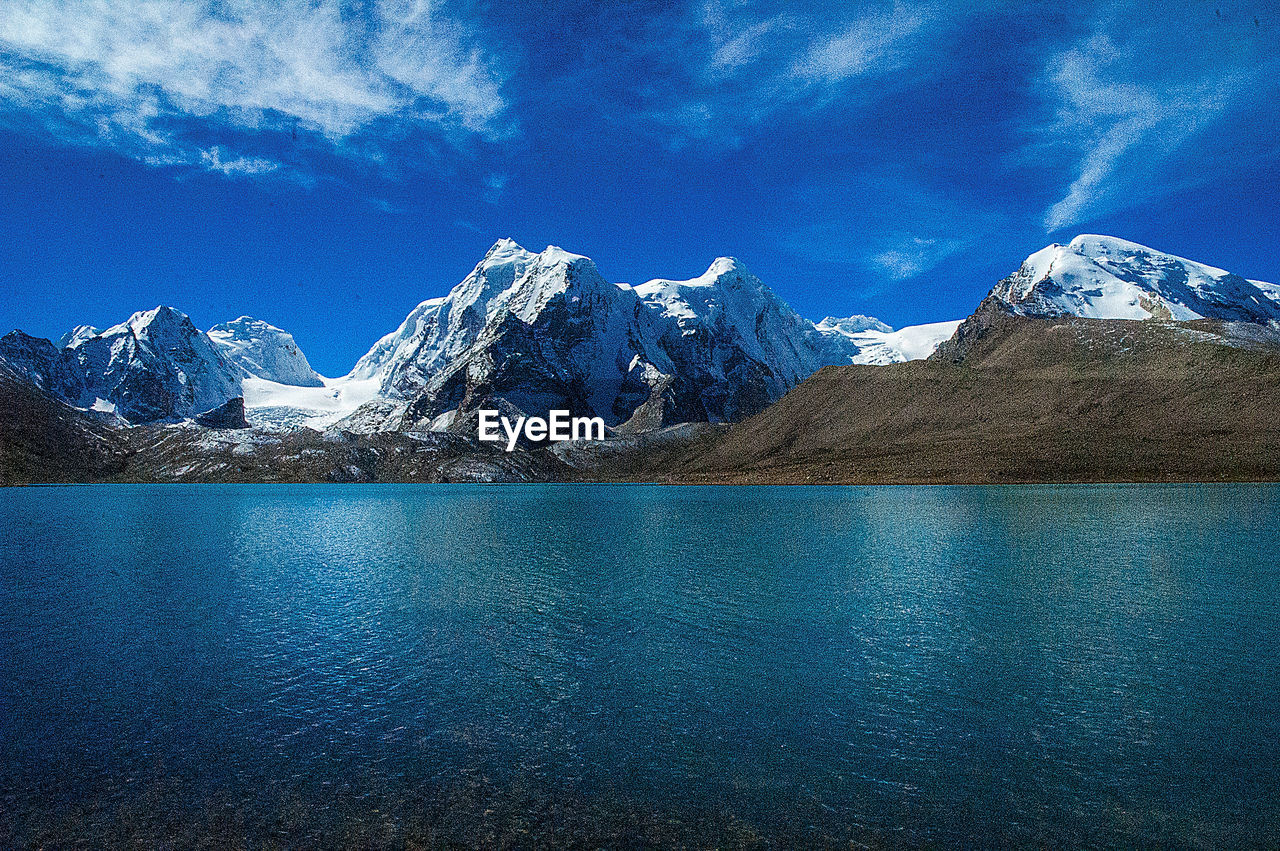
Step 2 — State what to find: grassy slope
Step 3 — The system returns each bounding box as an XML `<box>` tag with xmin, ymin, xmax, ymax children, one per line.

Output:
<box><xmin>634</xmin><ymin>316</ymin><xmax>1280</xmax><ymax>484</ymax></box>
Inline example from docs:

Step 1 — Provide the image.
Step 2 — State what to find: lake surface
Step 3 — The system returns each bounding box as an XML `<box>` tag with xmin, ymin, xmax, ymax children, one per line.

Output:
<box><xmin>2</xmin><ymin>484</ymin><xmax>1278</xmax><ymax>847</ymax></box>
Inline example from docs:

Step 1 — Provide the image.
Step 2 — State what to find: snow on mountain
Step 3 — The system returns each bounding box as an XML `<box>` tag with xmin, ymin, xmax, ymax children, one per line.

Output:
<box><xmin>58</xmin><ymin>324</ymin><xmax>102</xmax><ymax>348</ymax></box>
<box><xmin>345</xmin><ymin>239</ymin><xmax>680</xmax><ymax>431</ymax></box>
<box><xmin>238</xmin><ymin>376</ymin><xmax>382</xmax><ymax>431</ymax></box>
<box><xmin>351</xmin><ymin>238</ymin><xmax>539</xmax><ymax>393</ymax></box>
<box><xmin>817</xmin><ymin>318</ymin><xmax>964</xmax><ymax>364</ymax></box>
<box><xmin>815</xmin><ymin>315</ymin><xmax>893</xmax><ymax>336</ymax></box>
<box><xmin>208</xmin><ymin>316</ymin><xmax>323</xmax><ymax>387</ymax></box>
<box><xmin>992</xmin><ymin>235</ymin><xmax>1280</xmax><ymax>323</ymax></box>
<box><xmin>66</xmin><ymin>307</ymin><xmax>242</xmax><ymax>423</ymax></box>
<box><xmin>339</xmin><ymin>243</ymin><xmax>903</xmax><ymax>432</ymax></box>
<box><xmin>633</xmin><ymin>257</ymin><xmax>862</xmax><ymax>417</ymax></box>
<box><xmin>1253</xmin><ymin>279</ymin><xmax>1280</xmax><ymax>304</ymax></box>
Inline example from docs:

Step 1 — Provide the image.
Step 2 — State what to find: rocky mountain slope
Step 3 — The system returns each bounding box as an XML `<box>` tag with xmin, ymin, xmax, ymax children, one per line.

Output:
<box><xmin>0</xmin><ymin>361</ymin><xmax>129</xmax><ymax>484</ymax></box>
<box><xmin>320</xmin><ymin>240</ymin><xmax>938</xmax><ymax>433</ymax></box>
<box><xmin>345</xmin><ymin>240</ymin><xmax>681</xmax><ymax>432</ymax></box>
<box><xmin>630</xmin><ymin>256</ymin><xmax>858</xmax><ymax>422</ymax></box>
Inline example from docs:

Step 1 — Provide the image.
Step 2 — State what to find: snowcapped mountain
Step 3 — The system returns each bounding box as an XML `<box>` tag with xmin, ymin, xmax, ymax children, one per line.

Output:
<box><xmin>632</xmin><ymin>257</ymin><xmax>863</xmax><ymax>420</ymax></box>
<box><xmin>65</xmin><ymin>307</ymin><xmax>242</xmax><ymax>423</ymax></box>
<box><xmin>1</xmin><ymin>307</ymin><xmax>243</xmax><ymax>424</ymax></box>
<box><xmin>330</xmin><ymin>241</ymin><xmax>920</xmax><ymax>432</ymax></box>
<box><xmin>992</xmin><ymin>235</ymin><xmax>1280</xmax><ymax>323</ymax></box>
<box><xmin>208</xmin><ymin>316</ymin><xmax>323</xmax><ymax>387</ymax></box>
<box><xmin>346</xmin><ymin>239</ymin><xmax>679</xmax><ymax>431</ymax></box>
<box><xmin>817</xmin><ymin>318</ymin><xmax>965</xmax><ymax>365</ymax></box>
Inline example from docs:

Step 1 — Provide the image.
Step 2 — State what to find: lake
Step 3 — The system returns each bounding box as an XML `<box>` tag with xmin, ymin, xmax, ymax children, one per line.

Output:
<box><xmin>2</xmin><ymin>484</ymin><xmax>1278</xmax><ymax>847</ymax></box>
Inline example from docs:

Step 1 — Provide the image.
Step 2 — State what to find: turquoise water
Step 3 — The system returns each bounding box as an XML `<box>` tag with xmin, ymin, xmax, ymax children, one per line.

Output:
<box><xmin>1</xmin><ymin>484</ymin><xmax>1278</xmax><ymax>847</ymax></box>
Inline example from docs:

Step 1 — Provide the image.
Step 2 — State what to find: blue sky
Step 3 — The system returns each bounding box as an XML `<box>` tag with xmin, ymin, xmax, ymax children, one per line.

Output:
<box><xmin>1</xmin><ymin>0</ymin><xmax>1277</xmax><ymax>376</ymax></box>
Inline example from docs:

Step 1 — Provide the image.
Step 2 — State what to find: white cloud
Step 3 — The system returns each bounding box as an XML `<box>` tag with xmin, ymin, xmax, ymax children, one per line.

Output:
<box><xmin>199</xmin><ymin>146</ymin><xmax>279</xmax><ymax>176</ymax></box>
<box><xmin>790</xmin><ymin>4</ymin><xmax>927</xmax><ymax>84</ymax></box>
<box><xmin>782</xmin><ymin>174</ymin><xmax>995</xmax><ymax>290</ymax></box>
<box><xmin>0</xmin><ymin>0</ymin><xmax>508</xmax><ymax>174</ymax></box>
<box><xmin>1039</xmin><ymin>29</ymin><xmax>1248</xmax><ymax>232</ymax></box>
<box><xmin>647</xmin><ymin>0</ymin><xmax>938</xmax><ymax>146</ymax></box>
<box><xmin>871</xmin><ymin>236</ymin><xmax>965</xmax><ymax>280</ymax></box>
<box><xmin>706</xmin><ymin>14</ymin><xmax>790</xmax><ymax>76</ymax></box>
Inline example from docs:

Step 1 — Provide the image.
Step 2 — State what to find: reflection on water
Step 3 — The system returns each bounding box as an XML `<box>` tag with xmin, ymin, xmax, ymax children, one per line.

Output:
<box><xmin>2</xmin><ymin>484</ymin><xmax>1279</xmax><ymax>846</ymax></box>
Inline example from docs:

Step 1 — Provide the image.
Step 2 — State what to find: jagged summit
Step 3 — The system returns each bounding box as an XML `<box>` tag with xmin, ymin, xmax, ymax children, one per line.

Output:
<box><xmin>67</xmin><ymin>306</ymin><xmax>241</xmax><ymax>422</ymax></box>
<box><xmin>633</xmin><ymin>257</ymin><xmax>859</xmax><ymax>399</ymax></box>
<box><xmin>816</xmin><ymin>315</ymin><xmax>893</xmax><ymax>335</ymax></box>
<box><xmin>208</xmin><ymin>316</ymin><xmax>323</xmax><ymax>387</ymax></box>
<box><xmin>993</xmin><ymin>234</ymin><xmax>1280</xmax><ymax>323</ymax></box>
<box><xmin>58</xmin><ymin>324</ymin><xmax>101</xmax><ymax>348</ymax></box>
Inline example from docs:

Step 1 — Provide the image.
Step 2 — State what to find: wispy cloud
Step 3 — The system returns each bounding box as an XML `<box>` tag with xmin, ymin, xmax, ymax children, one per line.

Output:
<box><xmin>871</xmin><ymin>236</ymin><xmax>966</xmax><ymax>280</ymax></box>
<box><xmin>789</xmin><ymin>4</ymin><xmax>928</xmax><ymax>85</ymax></box>
<box><xmin>1036</xmin><ymin>8</ymin><xmax>1270</xmax><ymax>232</ymax></box>
<box><xmin>783</xmin><ymin>173</ymin><xmax>1000</xmax><ymax>289</ymax></box>
<box><xmin>198</xmin><ymin>146</ymin><xmax>279</xmax><ymax>177</ymax></box>
<box><xmin>641</xmin><ymin>0</ymin><xmax>940</xmax><ymax>146</ymax></box>
<box><xmin>0</xmin><ymin>0</ymin><xmax>508</xmax><ymax>177</ymax></box>
<box><xmin>482</xmin><ymin>171</ymin><xmax>508</xmax><ymax>203</ymax></box>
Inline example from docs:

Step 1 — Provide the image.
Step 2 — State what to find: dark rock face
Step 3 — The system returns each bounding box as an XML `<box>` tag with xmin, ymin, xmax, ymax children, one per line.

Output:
<box><xmin>395</xmin><ymin>276</ymin><xmax>673</xmax><ymax>431</ymax></box>
<box><xmin>194</xmin><ymin>397</ymin><xmax>249</xmax><ymax>429</ymax></box>
<box><xmin>0</xmin><ymin>362</ymin><xmax>128</xmax><ymax>485</ymax></box>
<box><xmin>930</xmin><ymin>294</ymin><xmax>1013</xmax><ymax>364</ymax></box>
<box><xmin>0</xmin><ymin>331</ymin><xmax>85</xmax><ymax>400</ymax></box>
<box><xmin>348</xmin><ymin>242</ymin><xmax>866</xmax><ymax>435</ymax></box>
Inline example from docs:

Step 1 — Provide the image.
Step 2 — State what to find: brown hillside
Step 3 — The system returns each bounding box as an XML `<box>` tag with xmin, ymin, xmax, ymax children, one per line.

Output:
<box><xmin>633</xmin><ymin>314</ymin><xmax>1280</xmax><ymax>484</ymax></box>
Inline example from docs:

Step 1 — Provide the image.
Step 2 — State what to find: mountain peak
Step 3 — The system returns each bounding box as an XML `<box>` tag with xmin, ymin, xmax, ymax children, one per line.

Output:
<box><xmin>208</xmin><ymin>316</ymin><xmax>322</xmax><ymax>387</ymax></box>
<box><xmin>58</xmin><ymin>324</ymin><xmax>102</xmax><ymax>349</ymax></box>
<box><xmin>537</xmin><ymin>245</ymin><xmax>591</xmax><ymax>268</ymax></box>
<box><xmin>124</xmin><ymin>305</ymin><xmax>196</xmax><ymax>337</ymax></box>
<box><xmin>994</xmin><ymin>236</ymin><xmax>1280</xmax><ymax>323</ymax></box>
<box><xmin>483</xmin><ymin>238</ymin><xmax>530</xmax><ymax>262</ymax></box>
<box><xmin>211</xmin><ymin>316</ymin><xmax>280</xmax><ymax>336</ymax></box>
<box><xmin>816</xmin><ymin>315</ymin><xmax>893</xmax><ymax>335</ymax></box>
<box><xmin>706</xmin><ymin>256</ymin><xmax>746</xmax><ymax>277</ymax></box>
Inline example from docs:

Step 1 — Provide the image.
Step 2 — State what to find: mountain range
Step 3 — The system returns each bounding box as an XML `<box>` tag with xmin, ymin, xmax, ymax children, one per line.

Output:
<box><xmin>0</xmin><ymin>239</ymin><xmax>958</xmax><ymax>433</ymax></box>
<box><xmin>2</xmin><ymin>233</ymin><xmax>1278</xmax><ymax>484</ymax></box>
